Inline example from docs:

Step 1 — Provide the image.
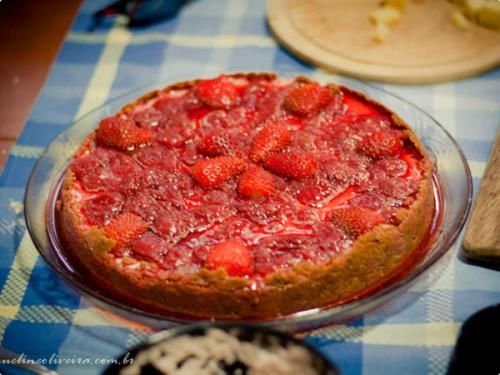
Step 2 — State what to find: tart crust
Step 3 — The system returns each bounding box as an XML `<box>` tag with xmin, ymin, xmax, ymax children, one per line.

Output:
<box><xmin>58</xmin><ymin>73</ymin><xmax>435</xmax><ymax>319</ymax></box>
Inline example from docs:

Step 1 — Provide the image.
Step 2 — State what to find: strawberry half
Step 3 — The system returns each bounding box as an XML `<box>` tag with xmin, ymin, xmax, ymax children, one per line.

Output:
<box><xmin>264</xmin><ymin>152</ymin><xmax>317</xmax><ymax>179</ymax></box>
<box><xmin>191</xmin><ymin>156</ymin><xmax>246</xmax><ymax>189</ymax></box>
<box><xmin>198</xmin><ymin>132</ymin><xmax>236</xmax><ymax>156</ymax></box>
<box><xmin>249</xmin><ymin>122</ymin><xmax>291</xmax><ymax>162</ymax></box>
<box><xmin>195</xmin><ymin>75</ymin><xmax>240</xmax><ymax>109</ymax></box>
<box><xmin>104</xmin><ymin>212</ymin><xmax>148</xmax><ymax>247</ymax></box>
<box><xmin>343</xmin><ymin>94</ymin><xmax>377</xmax><ymax>116</ymax></box>
<box><xmin>283</xmin><ymin>84</ymin><xmax>333</xmax><ymax>117</ymax></box>
<box><xmin>357</xmin><ymin>131</ymin><xmax>403</xmax><ymax>159</ymax></box>
<box><xmin>204</xmin><ymin>240</ymin><xmax>253</xmax><ymax>277</ymax></box>
<box><xmin>96</xmin><ymin>116</ymin><xmax>152</xmax><ymax>151</ymax></box>
<box><xmin>329</xmin><ymin>207</ymin><xmax>385</xmax><ymax>237</ymax></box>
<box><xmin>238</xmin><ymin>167</ymin><xmax>276</xmax><ymax>198</ymax></box>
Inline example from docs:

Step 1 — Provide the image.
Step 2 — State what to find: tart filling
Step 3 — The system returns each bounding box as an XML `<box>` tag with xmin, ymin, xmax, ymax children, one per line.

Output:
<box><xmin>59</xmin><ymin>73</ymin><xmax>435</xmax><ymax>319</ymax></box>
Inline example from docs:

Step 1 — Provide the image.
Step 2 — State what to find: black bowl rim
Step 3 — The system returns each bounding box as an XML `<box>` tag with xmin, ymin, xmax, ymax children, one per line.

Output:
<box><xmin>103</xmin><ymin>323</ymin><xmax>340</xmax><ymax>374</ymax></box>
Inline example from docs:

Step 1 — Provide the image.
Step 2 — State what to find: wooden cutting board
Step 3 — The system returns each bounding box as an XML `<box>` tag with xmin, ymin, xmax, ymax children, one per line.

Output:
<box><xmin>463</xmin><ymin>130</ymin><xmax>500</xmax><ymax>261</ymax></box>
<box><xmin>267</xmin><ymin>0</ymin><xmax>500</xmax><ymax>84</ymax></box>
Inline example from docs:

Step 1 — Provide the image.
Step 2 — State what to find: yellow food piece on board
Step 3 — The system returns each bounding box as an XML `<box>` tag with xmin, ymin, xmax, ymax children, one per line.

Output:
<box><xmin>451</xmin><ymin>9</ymin><xmax>472</xmax><ymax>29</ymax></box>
<box><xmin>448</xmin><ymin>0</ymin><xmax>500</xmax><ymax>31</ymax></box>
<box><xmin>370</xmin><ymin>6</ymin><xmax>402</xmax><ymax>26</ymax></box>
<box><xmin>373</xmin><ymin>22</ymin><xmax>390</xmax><ymax>43</ymax></box>
<box><xmin>464</xmin><ymin>0</ymin><xmax>486</xmax><ymax>17</ymax></box>
<box><xmin>383</xmin><ymin>0</ymin><xmax>407</xmax><ymax>11</ymax></box>
<box><xmin>370</xmin><ymin>4</ymin><xmax>402</xmax><ymax>43</ymax></box>
<box><xmin>476</xmin><ymin>2</ymin><xmax>500</xmax><ymax>29</ymax></box>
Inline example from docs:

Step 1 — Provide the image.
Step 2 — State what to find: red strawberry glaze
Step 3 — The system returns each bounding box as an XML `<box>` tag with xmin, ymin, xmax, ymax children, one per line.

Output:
<box><xmin>188</xmin><ymin>107</ymin><xmax>211</xmax><ymax>122</ymax></box>
<box><xmin>65</xmin><ymin>75</ymin><xmax>431</xmax><ymax>284</ymax></box>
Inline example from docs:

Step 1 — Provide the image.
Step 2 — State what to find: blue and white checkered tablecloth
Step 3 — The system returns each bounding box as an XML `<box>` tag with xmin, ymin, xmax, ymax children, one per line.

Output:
<box><xmin>0</xmin><ymin>1</ymin><xmax>499</xmax><ymax>373</ymax></box>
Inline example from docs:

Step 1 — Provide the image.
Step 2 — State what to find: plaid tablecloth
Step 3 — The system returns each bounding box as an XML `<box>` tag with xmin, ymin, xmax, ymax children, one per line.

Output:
<box><xmin>0</xmin><ymin>0</ymin><xmax>499</xmax><ymax>373</ymax></box>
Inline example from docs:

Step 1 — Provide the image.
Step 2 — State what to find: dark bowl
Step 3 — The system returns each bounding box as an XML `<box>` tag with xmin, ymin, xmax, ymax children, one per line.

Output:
<box><xmin>103</xmin><ymin>323</ymin><xmax>340</xmax><ymax>374</ymax></box>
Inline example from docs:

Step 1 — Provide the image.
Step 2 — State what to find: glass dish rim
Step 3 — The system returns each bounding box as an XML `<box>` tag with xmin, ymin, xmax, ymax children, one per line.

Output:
<box><xmin>24</xmin><ymin>73</ymin><xmax>473</xmax><ymax>328</ymax></box>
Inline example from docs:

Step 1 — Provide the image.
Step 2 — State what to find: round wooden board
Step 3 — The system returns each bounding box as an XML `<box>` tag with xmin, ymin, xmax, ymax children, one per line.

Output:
<box><xmin>268</xmin><ymin>0</ymin><xmax>500</xmax><ymax>84</ymax></box>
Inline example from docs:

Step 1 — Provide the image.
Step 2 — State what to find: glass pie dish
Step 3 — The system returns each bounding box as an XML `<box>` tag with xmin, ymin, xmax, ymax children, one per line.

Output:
<box><xmin>24</xmin><ymin>74</ymin><xmax>472</xmax><ymax>332</ymax></box>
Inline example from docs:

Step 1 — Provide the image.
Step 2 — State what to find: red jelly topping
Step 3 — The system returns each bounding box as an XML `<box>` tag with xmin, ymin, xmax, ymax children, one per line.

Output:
<box><xmin>70</xmin><ymin>76</ymin><xmax>425</xmax><ymax>279</ymax></box>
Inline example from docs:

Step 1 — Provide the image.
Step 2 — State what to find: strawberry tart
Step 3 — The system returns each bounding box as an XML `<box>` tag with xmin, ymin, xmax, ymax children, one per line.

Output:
<box><xmin>58</xmin><ymin>73</ymin><xmax>435</xmax><ymax>319</ymax></box>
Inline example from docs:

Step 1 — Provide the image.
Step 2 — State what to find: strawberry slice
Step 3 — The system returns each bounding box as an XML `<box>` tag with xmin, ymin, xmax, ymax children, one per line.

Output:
<box><xmin>264</xmin><ymin>153</ymin><xmax>317</xmax><ymax>179</ymax></box>
<box><xmin>329</xmin><ymin>207</ymin><xmax>385</xmax><ymax>237</ymax></box>
<box><xmin>191</xmin><ymin>156</ymin><xmax>246</xmax><ymax>189</ymax></box>
<box><xmin>96</xmin><ymin>116</ymin><xmax>152</xmax><ymax>151</ymax></box>
<box><xmin>357</xmin><ymin>131</ymin><xmax>403</xmax><ymax>159</ymax></box>
<box><xmin>343</xmin><ymin>94</ymin><xmax>376</xmax><ymax>116</ymax></box>
<box><xmin>283</xmin><ymin>84</ymin><xmax>332</xmax><ymax>117</ymax></box>
<box><xmin>238</xmin><ymin>167</ymin><xmax>276</xmax><ymax>198</ymax></box>
<box><xmin>195</xmin><ymin>75</ymin><xmax>240</xmax><ymax>109</ymax></box>
<box><xmin>249</xmin><ymin>122</ymin><xmax>291</xmax><ymax>162</ymax></box>
<box><xmin>132</xmin><ymin>231</ymin><xmax>168</xmax><ymax>263</ymax></box>
<box><xmin>104</xmin><ymin>212</ymin><xmax>148</xmax><ymax>247</ymax></box>
<box><xmin>198</xmin><ymin>132</ymin><xmax>236</xmax><ymax>156</ymax></box>
<box><xmin>204</xmin><ymin>240</ymin><xmax>253</xmax><ymax>276</ymax></box>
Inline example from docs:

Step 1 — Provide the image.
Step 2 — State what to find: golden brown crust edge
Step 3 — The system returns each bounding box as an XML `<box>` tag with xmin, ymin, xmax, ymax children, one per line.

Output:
<box><xmin>58</xmin><ymin>73</ymin><xmax>435</xmax><ymax>319</ymax></box>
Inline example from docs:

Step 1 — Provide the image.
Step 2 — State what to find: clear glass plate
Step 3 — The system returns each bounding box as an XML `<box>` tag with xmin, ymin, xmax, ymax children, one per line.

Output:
<box><xmin>24</xmin><ymin>74</ymin><xmax>472</xmax><ymax>332</ymax></box>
